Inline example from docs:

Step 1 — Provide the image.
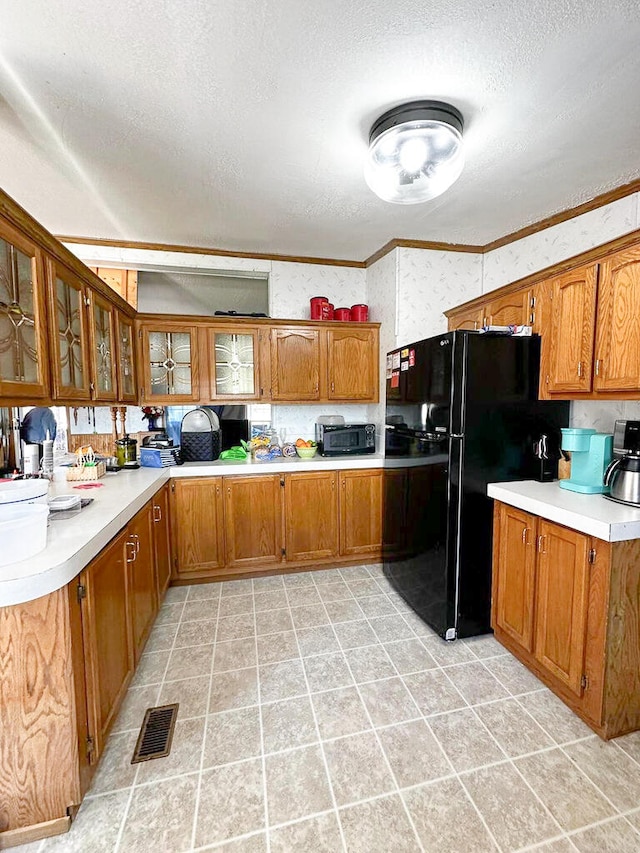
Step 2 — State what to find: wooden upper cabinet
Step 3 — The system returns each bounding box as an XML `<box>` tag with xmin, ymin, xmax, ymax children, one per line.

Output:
<box><xmin>544</xmin><ymin>265</ymin><xmax>598</xmax><ymax>395</ymax></box>
<box><xmin>171</xmin><ymin>476</ymin><xmax>225</xmax><ymax>577</ymax></box>
<box><xmin>447</xmin><ymin>304</ymin><xmax>484</xmax><ymax>331</ymax></box>
<box><xmin>139</xmin><ymin>323</ymin><xmax>200</xmax><ymax>403</ymax></box>
<box><xmin>492</xmin><ymin>503</ymin><xmax>538</xmax><ymax>652</ymax></box>
<box><xmin>89</xmin><ymin>267</ymin><xmax>138</xmax><ymax>309</ymax></box>
<box><xmin>115</xmin><ymin>311</ymin><xmax>137</xmax><ymax>403</ymax></box>
<box><xmin>593</xmin><ymin>247</ymin><xmax>640</xmax><ymax>393</ymax></box>
<box><xmin>284</xmin><ymin>471</ymin><xmax>339</xmax><ymax>562</ymax></box>
<box><xmin>0</xmin><ymin>218</ymin><xmax>49</xmax><ymax>400</ymax></box>
<box><xmin>533</xmin><ymin>519</ymin><xmax>591</xmax><ymax>697</ymax></box>
<box><xmin>209</xmin><ymin>325</ymin><xmax>262</xmax><ymax>400</ymax></box>
<box><xmin>484</xmin><ymin>289</ymin><xmax>532</xmax><ymax>327</ymax></box>
<box><xmin>224</xmin><ymin>474</ymin><xmax>283</xmax><ymax>570</ymax></box>
<box><xmin>339</xmin><ymin>469</ymin><xmax>383</xmax><ymax>556</ymax></box>
<box><xmin>48</xmin><ymin>259</ymin><xmax>92</xmax><ymax>401</ymax></box>
<box><xmin>270</xmin><ymin>327</ymin><xmax>321</xmax><ymax>400</ymax></box>
<box><xmin>87</xmin><ymin>289</ymin><xmax>118</xmax><ymax>402</ymax></box>
<box><xmin>326</xmin><ymin>326</ymin><xmax>378</xmax><ymax>402</ymax></box>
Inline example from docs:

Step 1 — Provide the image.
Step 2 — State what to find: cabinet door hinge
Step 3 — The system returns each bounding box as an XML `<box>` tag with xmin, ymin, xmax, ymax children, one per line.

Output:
<box><xmin>588</xmin><ymin>548</ymin><xmax>596</xmax><ymax>564</ymax></box>
<box><xmin>138</xmin><ymin>329</ymin><xmax>143</xmax><ymax>338</ymax></box>
<box><xmin>280</xmin><ymin>478</ymin><xmax>285</xmax><ymax>487</ymax></box>
<box><xmin>84</xmin><ymin>295</ymin><xmax>91</xmax><ymax>307</ymax></box>
<box><xmin>77</xmin><ymin>582</ymin><xmax>87</xmax><ymax>603</ymax></box>
<box><xmin>86</xmin><ymin>735</ymin><xmax>95</xmax><ymax>759</ymax></box>
<box><xmin>281</xmin><ymin>547</ymin><xmax>286</xmax><ymax>556</ymax></box>
<box><xmin>171</xmin><ymin>480</ymin><xmax>175</xmax><ymax>492</ymax></box>
<box><xmin>581</xmin><ymin>674</ymin><xmax>588</xmax><ymax>690</ymax></box>
<box><xmin>530</xmin><ymin>296</ymin><xmax>536</xmax><ymax>308</ymax></box>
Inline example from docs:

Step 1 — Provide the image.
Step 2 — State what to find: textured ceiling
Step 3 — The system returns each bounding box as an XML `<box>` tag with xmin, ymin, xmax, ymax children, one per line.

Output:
<box><xmin>0</xmin><ymin>0</ymin><xmax>639</xmax><ymax>261</ymax></box>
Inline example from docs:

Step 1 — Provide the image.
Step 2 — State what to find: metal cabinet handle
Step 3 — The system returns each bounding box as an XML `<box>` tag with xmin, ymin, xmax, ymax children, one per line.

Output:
<box><xmin>125</xmin><ymin>540</ymin><xmax>136</xmax><ymax>562</ymax></box>
<box><xmin>537</xmin><ymin>534</ymin><xmax>547</xmax><ymax>554</ymax></box>
<box><xmin>132</xmin><ymin>532</ymin><xmax>140</xmax><ymax>553</ymax></box>
<box><xmin>595</xmin><ymin>359</ymin><xmax>602</xmax><ymax>376</ymax></box>
<box><xmin>577</xmin><ymin>361</ymin><xmax>583</xmax><ymax>378</ymax></box>
<box><xmin>330</xmin><ymin>382</ymin><xmax>334</xmax><ymax>393</ymax></box>
<box><xmin>153</xmin><ymin>504</ymin><xmax>161</xmax><ymax>523</ymax></box>
<box><xmin>521</xmin><ymin>526</ymin><xmax>527</xmax><ymax>544</ymax></box>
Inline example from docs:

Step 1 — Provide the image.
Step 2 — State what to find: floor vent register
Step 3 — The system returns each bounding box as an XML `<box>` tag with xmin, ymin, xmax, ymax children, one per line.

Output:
<box><xmin>131</xmin><ymin>704</ymin><xmax>179</xmax><ymax>763</ymax></box>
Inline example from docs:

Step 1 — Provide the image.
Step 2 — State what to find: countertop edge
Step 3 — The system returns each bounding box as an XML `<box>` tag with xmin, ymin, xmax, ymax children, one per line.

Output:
<box><xmin>0</xmin><ymin>456</ymin><xmax>384</xmax><ymax>607</ymax></box>
<box><xmin>487</xmin><ymin>481</ymin><xmax>640</xmax><ymax>542</ymax></box>
<box><xmin>0</xmin><ymin>470</ymin><xmax>169</xmax><ymax>607</ymax></box>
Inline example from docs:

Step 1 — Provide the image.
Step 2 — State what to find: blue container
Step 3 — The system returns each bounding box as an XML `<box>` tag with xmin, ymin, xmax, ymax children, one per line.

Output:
<box><xmin>561</xmin><ymin>427</ymin><xmax>596</xmax><ymax>453</ymax></box>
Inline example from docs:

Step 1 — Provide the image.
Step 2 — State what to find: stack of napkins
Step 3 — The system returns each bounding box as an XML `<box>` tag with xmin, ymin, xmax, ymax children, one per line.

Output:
<box><xmin>140</xmin><ymin>446</ymin><xmax>181</xmax><ymax>468</ymax></box>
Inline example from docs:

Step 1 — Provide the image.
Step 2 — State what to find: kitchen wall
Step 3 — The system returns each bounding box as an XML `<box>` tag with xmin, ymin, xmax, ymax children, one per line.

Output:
<box><xmin>65</xmin><ymin>243</ymin><xmax>369</xmax><ymax>440</ymax></box>
<box><xmin>364</xmin><ymin>191</ymin><xmax>640</xmax><ymax>434</ymax></box>
<box><xmin>66</xmin><ymin>191</ymin><xmax>640</xmax><ymax>440</ymax></box>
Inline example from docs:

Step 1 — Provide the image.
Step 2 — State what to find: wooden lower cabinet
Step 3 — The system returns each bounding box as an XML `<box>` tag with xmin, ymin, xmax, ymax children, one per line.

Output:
<box><xmin>0</xmin><ymin>486</ymin><xmax>170</xmax><ymax>846</ymax></box>
<box><xmin>152</xmin><ymin>483</ymin><xmax>172</xmax><ymax>599</ymax></box>
<box><xmin>170</xmin><ymin>477</ymin><xmax>226</xmax><ymax>579</ymax></box>
<box><xmin>493</xmin><ymin>504</ymin><xmax>537</xmax><ymax>652</ymax></box>
<box><xmin>79</xmin><ymin>528</ymin><xmax>134</xmax><ymax>760</ymax></box>
<box><xmin>126</xmin><ymin>502</ymin><xmax>158</xmax><ymax>664</ymax></box>
<box><xmin>285</xmin><ymin>471</ymin><xmax>339</xmax><ymax>562</ymax></box>
<box><xmin>168</xmin><ymin>469</ymin><xmax>384</xmax><ymax>580</ymax></box>
<box><xmin>339</xmin><ymin>469</ymin><xmax>383</xmax><ymax>556</ymax></box>
<box><xmin>492</xmin><ymin>501</ymin><xmax>640</xmax><ymax>738</ymax></box>
<box><xmin>224</xmin><ymin>475</ymin><xmax>284</xmax><ymax>571</ymax></box>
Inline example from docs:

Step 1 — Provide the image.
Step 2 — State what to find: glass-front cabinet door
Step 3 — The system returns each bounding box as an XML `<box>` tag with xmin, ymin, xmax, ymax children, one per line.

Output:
<box><xmin>48</xmin><ymin>259</ymin><xmax>91</xmax><ymax>400</ymax></box>
<box><xmin>116</xmin><ymin>311</ymin><xmax>137</xmax><ymax>403</ymax></box>
<box><xmin>88</xmin><ymin>289</ymin><xmax>117</xmax><ymax>402</ymax></box>
<box><xmin>0</xmin><ymin>218</ymin><xmax>49</xmax><ymax>400</ymax></box>
<box><xmin>209</xmin><ymin>326</ymin><xmax>262</xmax><ymax>400</ymax></box>
<box><xmin>141</xmin><ymin>324</ymin><xmax>199</xmax><ymax>403</ymax></box>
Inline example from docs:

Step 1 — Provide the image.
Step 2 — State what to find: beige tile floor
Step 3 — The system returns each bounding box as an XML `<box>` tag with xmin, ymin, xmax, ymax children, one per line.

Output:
<box><xmin>17</xmin><ymin>564</ymin><xmax>640</xmax><ymax>853</ymax></box>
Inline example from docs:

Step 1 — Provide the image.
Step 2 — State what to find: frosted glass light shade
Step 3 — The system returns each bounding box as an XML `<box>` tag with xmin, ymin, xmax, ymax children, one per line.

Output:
<box><xmin>365</xmin><ymin>101</ymin><xmax>464</xmax><ymax>204</ymax></box>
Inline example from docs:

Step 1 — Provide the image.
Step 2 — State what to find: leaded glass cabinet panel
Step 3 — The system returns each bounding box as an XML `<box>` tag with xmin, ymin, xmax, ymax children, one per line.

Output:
<box><xmin>0</xmin><ymin>219</ymin><xmax>48</xmax><ymax>399</ymax></box>
<box><xmin>48</xmin><ymin>260</ymin><xmax>91</xmax><ymax>400</ymax></box>
<box><xmin>88</xmin><ymin>291</ymin><xmax>117</xmax><ymax>401</ymax></box>
<box><xmin>141</xmin><ymin>325</ymin><xmax>199</xmax><ymax>402</ymax></box>
<box><xmin>116</xmin><ymin>312</ymin><xmax>137</xmax><ymax>402</ymax></box>
<box><xmin>209</xmin><ymin>327</ymin><xmax>261</xmax><ymax>400</ymax></box>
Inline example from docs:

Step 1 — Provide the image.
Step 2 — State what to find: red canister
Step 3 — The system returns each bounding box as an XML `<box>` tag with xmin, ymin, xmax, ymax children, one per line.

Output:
<box><xmin>350</xmin><ymin>304</ymin><xmax>369</xmax><ymax>322</ymax></box>
<box><xmin>310</xmin><ymin>296</ymin><xmax>328</xmax><ymax>320</ymax></box>
<box><xmin>321</xmin><ymin>302</ymin><xmax>334</xmax><ymax>320</ymax></box>
<box><xmin>334</xmin><ymin>307</ymin><xmax>351</xmax><ymax>321</ymax></box>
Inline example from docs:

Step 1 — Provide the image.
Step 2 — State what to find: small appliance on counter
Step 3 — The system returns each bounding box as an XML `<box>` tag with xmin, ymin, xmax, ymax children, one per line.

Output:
<box><xmin>180</xmin><ymin>408</ymin><xmax>221</xmax><ymax>461</ymax></box>
<box><xmin>115</xmin><ymin>435</ymin><xmax>138</xmax><ymax>468</ymax></box>
<box><xmin>558</xmin><ymin>428</ymin><xmax>612</xmax><ymax>494</ymax></box>
<box><xmin>533</xmin><ymin>433</ymin><xmax>561</xmax><ymax>482</ymax></box>
<box><xmin>315</xmin><ymin>421</ymin><xmax>376</xmax><ymax>456</ymax></box>
<box><xmin>603</xmin><ymin>420</ymin><xmax>640</xmax><ymax>506</ymax></box>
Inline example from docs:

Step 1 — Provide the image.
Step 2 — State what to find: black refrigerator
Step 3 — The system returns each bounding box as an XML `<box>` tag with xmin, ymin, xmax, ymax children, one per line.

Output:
<box><xmin>383</xmin><ymin>331</ymin><xmax>569</xmax><ymax>640</ymax></box>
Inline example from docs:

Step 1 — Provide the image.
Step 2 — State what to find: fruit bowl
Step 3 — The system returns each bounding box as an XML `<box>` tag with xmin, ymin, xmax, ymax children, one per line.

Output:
<box><xmin>295</xmin><ymin>445</ymin><xmax>318</xmax><ymax>458</ymax></box>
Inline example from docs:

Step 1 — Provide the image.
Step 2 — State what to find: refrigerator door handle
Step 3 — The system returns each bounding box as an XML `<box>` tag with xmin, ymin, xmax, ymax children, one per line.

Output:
<box><xmin>450</xmin><ymin>433</ymin><xmax>464</xmax><ymax>439</ymax></box>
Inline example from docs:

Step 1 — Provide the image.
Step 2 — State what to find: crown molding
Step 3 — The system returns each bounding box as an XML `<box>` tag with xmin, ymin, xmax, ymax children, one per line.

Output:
<box><xmin>56</xmin><ymin>177</ymin><xmax>640</xmax><ymax>270</ymax></box>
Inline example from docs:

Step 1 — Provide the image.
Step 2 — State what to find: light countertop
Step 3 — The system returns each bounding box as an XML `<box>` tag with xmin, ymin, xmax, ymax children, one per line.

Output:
<box><xmin>0</xmin><ymin>468</ymin><xmax>169</xmax><ymax>607</ymax></box>
<box><xmin>487</xmin><ymin>480</ymin><xmax>640</xmax><ymax>542</ymax></box>
<box><xmin>174</xmin><ymin>452</ymin><xmax>384</xmax><ymax>476</ymax></box>
<box><xmin>0</xmin><ymin>453</ymin><xmax>383</xmax><ymax>607</ymax></box>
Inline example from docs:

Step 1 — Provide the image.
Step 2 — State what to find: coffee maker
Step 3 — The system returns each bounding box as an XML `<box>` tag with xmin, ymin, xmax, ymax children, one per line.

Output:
<box><xmin>558</xmin><ymin>428</ymin><xmax>613</xmax><ymax>494</ymax></box>
<box><xmin>603</xmin><ymin>420</ymin><xmax>640</xmax><ymax>506</ymax></box>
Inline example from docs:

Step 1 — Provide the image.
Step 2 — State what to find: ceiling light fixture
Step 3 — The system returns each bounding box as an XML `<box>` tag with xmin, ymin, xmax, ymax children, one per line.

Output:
<box><xmin>364</xmin><ymin>100</ymin><xmax>465</xmax><ymax>204</ymax></box>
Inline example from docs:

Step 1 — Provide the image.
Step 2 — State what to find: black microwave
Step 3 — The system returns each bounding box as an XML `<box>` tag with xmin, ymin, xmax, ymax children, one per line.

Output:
<box><xmin>315</xmin><ymin>423</ymin><xmax>376</xmax><ymax>456</ymax></box>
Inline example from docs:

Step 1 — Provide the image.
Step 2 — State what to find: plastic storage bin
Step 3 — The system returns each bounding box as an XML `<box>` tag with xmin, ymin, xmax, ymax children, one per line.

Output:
<box><xmin>0</xmin><ymin>503</ymin><xmax>49</xmax><ymax>566</ymax></box>
<box><xmin>0</xmin><ymin>479</ymin><xmax>49</xmax><ymax>506</ymax></box>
